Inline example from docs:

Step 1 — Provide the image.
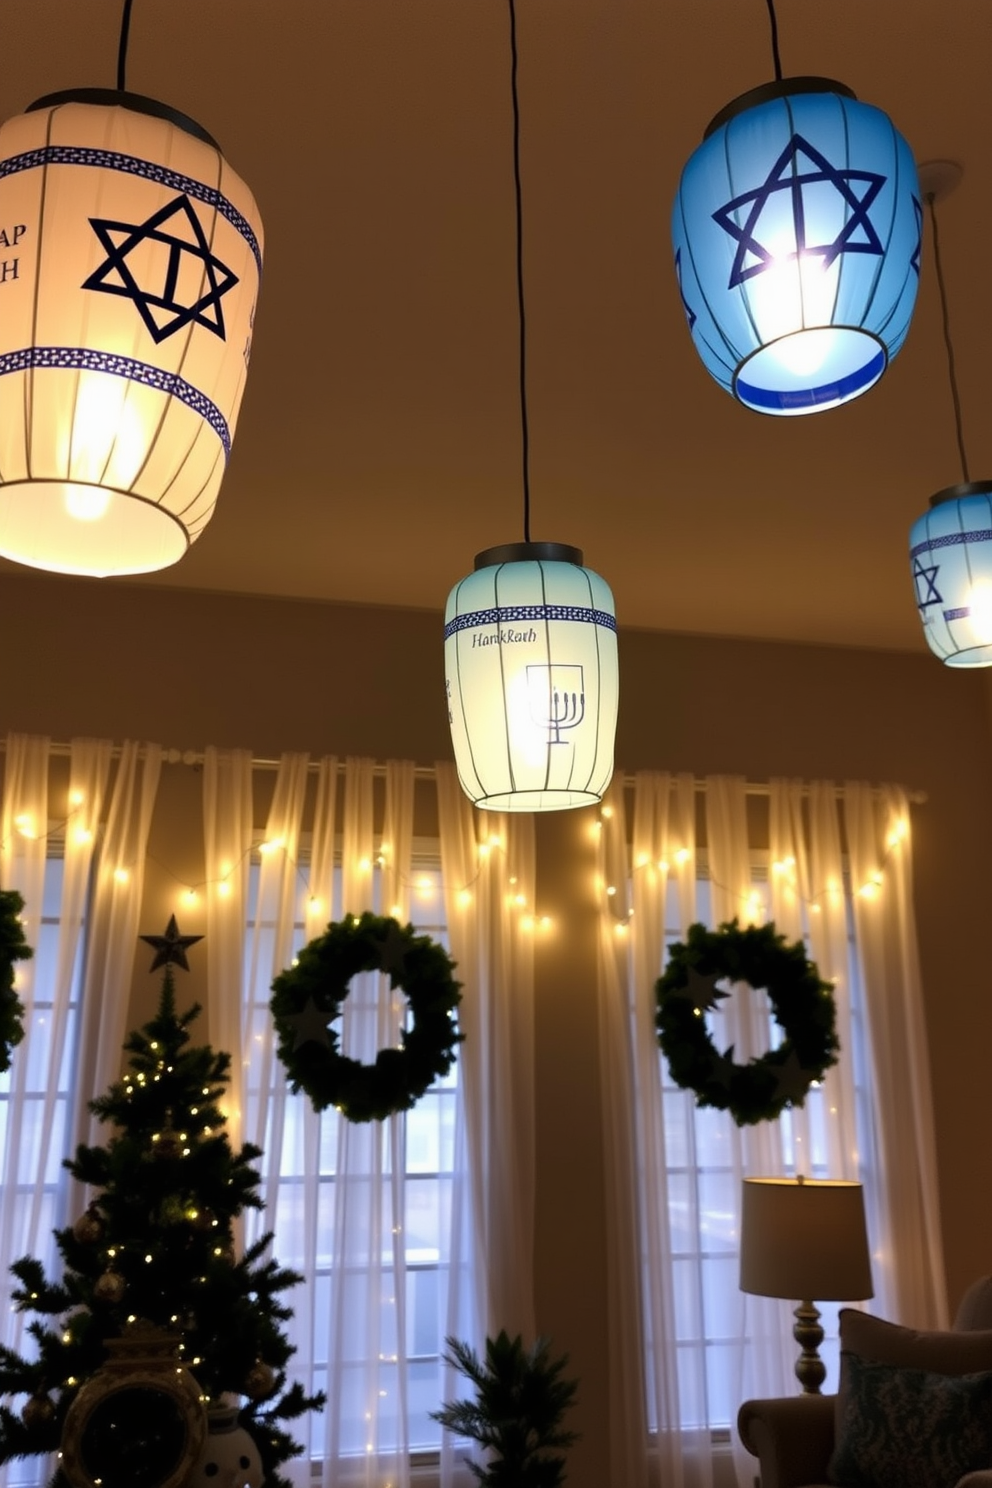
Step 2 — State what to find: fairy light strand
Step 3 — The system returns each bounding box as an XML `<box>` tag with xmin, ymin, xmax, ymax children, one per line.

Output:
<box><xmin>596</xmin><ymin>807</ymin><xmax>911</xmax><ymax>924</ymax></box>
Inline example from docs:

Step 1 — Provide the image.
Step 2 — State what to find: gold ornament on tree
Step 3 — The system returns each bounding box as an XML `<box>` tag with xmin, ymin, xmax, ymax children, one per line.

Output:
<box><xmin>242</xmin><ymin>1359</ymin><xmax>275</xmax><ymax>1401</ymax></box>
<box><xmin>72</xmin><ymin>1205</ymin><xmax>104</xmax><ymax>1245</ymax></box>
<box><xmin>21</xmin><ymin>1392</ymin><xmax>55</xmax><ymax>1429</ymax></box>
<box><xmin>151</xmin><ymin>1111</ymin><xmax>184</xmax><ymax>1162</ymax></box>
<box><xmin>93</xmin><ymin>1268</ymin><xmax>126</xmax><ymax>1305</ymax></box>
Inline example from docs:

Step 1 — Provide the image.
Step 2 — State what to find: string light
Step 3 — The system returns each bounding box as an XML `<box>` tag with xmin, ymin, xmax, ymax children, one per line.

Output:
<box><xmin>595</xmin><ymin>799</ymin><xmax>910</xmax><ymax>918</ymax></box>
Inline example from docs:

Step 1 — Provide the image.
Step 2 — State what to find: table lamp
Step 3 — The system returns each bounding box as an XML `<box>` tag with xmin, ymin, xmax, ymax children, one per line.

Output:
<box><xmin>740</xmin><ymin>1175</ymin><xmax>873</xmax><ymax>1393</ymax></box>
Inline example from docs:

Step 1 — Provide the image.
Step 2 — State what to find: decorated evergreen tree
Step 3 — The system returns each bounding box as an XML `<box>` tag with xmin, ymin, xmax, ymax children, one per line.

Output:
<box><xmin>0</xmin><ymin>919</ymin><xmax>324</xmax><ymax>1488</ymax></box>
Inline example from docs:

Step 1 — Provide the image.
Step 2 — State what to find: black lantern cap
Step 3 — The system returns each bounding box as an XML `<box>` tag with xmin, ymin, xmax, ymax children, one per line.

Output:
<box><xmin>704</xmin><ymin>77</ymin><xmax>856</xmax><ymax>140</ymax></box>
<box><xmin>929</xmin><ymin>480</ymin><xmax>992</xmax><ymax>509</ymax></box>
<box><xmin>474</xmin><ymin>541</ymin><xmax>584</xmax><ymax>570</ymax></box>
<box><xmin>27</xmin><ymin>88</ymin><xmax>219</xmax><ymax>149</ymax></box>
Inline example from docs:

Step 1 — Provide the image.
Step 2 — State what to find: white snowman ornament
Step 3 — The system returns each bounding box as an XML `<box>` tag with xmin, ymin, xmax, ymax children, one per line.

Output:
<box><xmin>188</xmin><ymin>1403</ymin><xmax>263</xmax><ymax>1488</ymax></box>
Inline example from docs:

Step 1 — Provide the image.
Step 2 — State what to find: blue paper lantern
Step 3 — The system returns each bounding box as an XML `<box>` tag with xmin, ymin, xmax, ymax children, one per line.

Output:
<box><xmin>910</xmin><ymin>482</ymin><xmax>992</xmax><ymax>666</ymax></box>
<box><xmin>444</xmin><ymin>543</ymin><xmax>618</xmax><ymax>811</ymax></box>
<box><xmin>672</xmin><ymin>78</ymin><xmax>921</xmax><ymax>415</ymax></box>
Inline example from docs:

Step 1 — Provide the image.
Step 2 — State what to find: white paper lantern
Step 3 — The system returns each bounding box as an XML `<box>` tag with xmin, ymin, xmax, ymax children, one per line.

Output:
<box><xmin>445</xmin><ymin>542</ymin><xmax>618</xmax><ymax>812</ymax></box>
<box><xmin>0</xmin><ymin>89</ymin><xmax>263</xmax><ymax>576</ymax></box>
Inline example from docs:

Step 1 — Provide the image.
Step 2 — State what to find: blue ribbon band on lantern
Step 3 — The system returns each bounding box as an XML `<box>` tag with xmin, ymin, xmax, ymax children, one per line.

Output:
<box><xmin>443</xmin><ymin>604</ymin><xmax>618</xmax><ymax>640</ymax></box>
<box><xmin>736</xmin><ymin>345</ymin><xmax>887</xmax><ymax>412</ymax></box>
<box><xmin>0</xmin><ymin>346</ymin><xmax>232</xmax><ymax>458</ymax></box>
<box><xmin>0</xmin><ymin>146</ymin><xmax>262</xmax><ymax>276</ymax></box>
<box><xmin>910</xmin><ymin>529</ymin><xmax>992</xmax><ymax>557</ymax></box>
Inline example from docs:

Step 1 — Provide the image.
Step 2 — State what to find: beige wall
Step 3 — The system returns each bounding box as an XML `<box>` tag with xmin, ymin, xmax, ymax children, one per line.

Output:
<box><xmin>3</xmin><ymin>567</ymin><xmax>992</xmax><ymax>1488</ymax></box>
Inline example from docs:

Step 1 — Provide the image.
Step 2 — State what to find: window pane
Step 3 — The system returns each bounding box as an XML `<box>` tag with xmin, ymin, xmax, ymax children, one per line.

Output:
<box><xmin>244</xmin><ymin>850</ymin><xmax>457</xmax><ymax>1456</ymax></box>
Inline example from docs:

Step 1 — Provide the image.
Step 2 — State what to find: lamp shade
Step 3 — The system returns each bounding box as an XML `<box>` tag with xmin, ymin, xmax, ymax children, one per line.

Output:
<box><xmin>910</xmin><ymin>481</ymin><xmax>992</xmax><ymax>667</ymax></box>
<box><xmin>672</xmin><ymin>78</ymin><xmax>920</xmax><ymax>415</ymax></box>
<box><xmin>740</xmin><ymin>1177</ymin><xmax>873</xmax><ymax>1303</ymax></box>
<box><xmin>444</xmin><ymin>542</ymin><xmax>618</xmax><ymax>812</ymax></box>
<box><xmin>0</xmin><ymin>89</ymin><xmax>263</xmax><ymax>577</ymax></box>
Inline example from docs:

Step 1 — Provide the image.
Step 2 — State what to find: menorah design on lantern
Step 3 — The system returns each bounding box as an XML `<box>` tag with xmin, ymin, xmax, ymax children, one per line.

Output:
<box><xmin>527</xmin><ymin>664</ymin><xmax>585</xmax><ymax>744</ymax></box>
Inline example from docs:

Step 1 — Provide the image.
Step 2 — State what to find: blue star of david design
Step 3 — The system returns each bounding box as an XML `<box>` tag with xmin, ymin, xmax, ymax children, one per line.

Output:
<box><xmin>913</xmin><ymin>556</ymin><xmax>942</xmax><ymax>612</ymax></box>
<box><xmin>82</xmin><ymin>193</ymin><xmax>239</xmax><ymax>344</ymax></box>
<box><xmin>713</xmin><ymin>134</ymin><xmax>886</xmax><ymax>290</ymax></box>
<box><xmin>910</xmin><ymin>194</ymin><xmax>923</xmax><ymax>277</ymax></box>
<box><xmin>675</xmin><ymin>247</ymin><xmax>696</xmax><ymax>331</ymax></box>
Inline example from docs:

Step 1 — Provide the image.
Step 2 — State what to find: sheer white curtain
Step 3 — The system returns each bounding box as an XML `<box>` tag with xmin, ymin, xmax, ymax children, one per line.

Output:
<box><xmin>597</xmin><ymin>771</ymin><xmax>706</xmax><ymax>1488</ymax></box>
<box><xmin>201</xmin><ymin>753</ymin><xmax>536</xmax><ymax>1486</ymax></box>
<box><xmin>843</xmin><ymin>780</ymin><xmax>946</xmax><ymax>1327</ymax></box>
<box><xmin>0</xmin><ymin>731</ymin><xmax>163</xmax><ymax>1488</ymax></box>
<box><xmin>0</xmin><ymin>736</ymin><xmax>109</xmax><ymax>1311</ymax></box>
<box><xmin>202</xmin><ymin>746</ymin><xmax>255</xmax><ymax>1149</ymax></box>
<box><xmin>205</xmin><ymin>753</ymin><xmax>437</xmax><ymax>1488</ymax></box>
<box><xmin>596</xmin><ymin>771</ymin><xmax>942</xmax><ymax>1487</ymax></box>
<box><xmin>435</xmin><ymin>763</ymin><xmax>537</xmax><ymax>1467</ymax></box>
<box><xmin>75</xmin><ymin>739</ymin><xmax>163</xmax><ymax>1146</ymax></box>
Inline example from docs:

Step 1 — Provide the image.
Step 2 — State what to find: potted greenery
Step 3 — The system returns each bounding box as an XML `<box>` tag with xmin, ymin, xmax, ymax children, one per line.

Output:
<box><xmin>431</xmin><ymin>1330</ymin><xmax>579</xmax><ymax>1487</ymax></box>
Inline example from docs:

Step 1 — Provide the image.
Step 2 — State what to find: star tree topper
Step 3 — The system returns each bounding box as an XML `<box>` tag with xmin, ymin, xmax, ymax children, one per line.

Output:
<box><xmin>140</xmin><ymin>915</ymin><xmax>204</xmax><ymax>972</ymax></box>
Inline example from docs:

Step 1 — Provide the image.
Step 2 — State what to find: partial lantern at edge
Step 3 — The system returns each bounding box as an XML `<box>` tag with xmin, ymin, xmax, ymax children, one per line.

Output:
<box><xmin>672</xmin><ymin>78</ymin><xmax>920</xmax><ymax>415</ymax></box>
<box><xmin>910</xmin><ymin>482</ymin><xmax>992</xmax><ymax>666</ymax></box>
<box><xmin>0</xmin><ymin>88</ymin><xmax>263</xmax><ymax>577</ymax></box>
<box><xmin>445</xmin><ymin>543</ymin><xmax>618</xmax><ymax>812</ymax></box>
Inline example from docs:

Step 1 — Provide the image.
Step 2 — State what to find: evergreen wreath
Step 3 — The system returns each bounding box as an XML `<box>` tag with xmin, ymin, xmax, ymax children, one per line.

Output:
<box><xmin>271</xmin><ymin>911</ymin><xmax>463</xmax><ymax>1122</ymax></box>
<box><xmin>0</xmin><ymin>889</ymin><xmax>32</xmax><ymax>1074</ymax></box>
<box><xmin>655</xmin><ymin>918</ymin><xmax>839</xmax><ymax>1127</ymax></box>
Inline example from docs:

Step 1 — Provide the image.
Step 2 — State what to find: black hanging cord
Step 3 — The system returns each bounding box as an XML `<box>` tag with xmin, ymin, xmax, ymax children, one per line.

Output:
<box><xmin>117</xmin><ymin>0</ymin><xmax>134</xmax><ymax>92</ymax></box>
<box><xmin>508</xmin><ymin>0</ymin><xmax>532</xmax><ymax>543</ymax></box>
<box><xmin>764</xmin><ymin>0</ymin><xmax>783</xmax><ymax>82</ymax></box>
<box><xmin>927</xmin><ymin>193</ymin><xmax>971</xmax><ymax>485</ymax></box>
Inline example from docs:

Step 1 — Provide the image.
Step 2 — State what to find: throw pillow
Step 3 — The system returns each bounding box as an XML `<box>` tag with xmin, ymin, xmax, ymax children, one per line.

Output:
<box><xmin>828</xmin><ymin>1352</ymin><xmax>992</xmax><ymax>1488</ymax></box>
<box><xmin>840</xmin><ymin>1309</ymin><xmax>992</xmax><ymax>1375</ymax></box>
<box><xmin>836</xmin><ymin>1309</ymin><xmax>992</xmax><ymax>1443</ymax></box>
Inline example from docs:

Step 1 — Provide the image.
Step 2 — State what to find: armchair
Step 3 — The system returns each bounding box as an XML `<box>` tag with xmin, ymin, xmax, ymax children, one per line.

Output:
<box><xmin>738</xmin><ymin>1277</ymin><xmax>992</xmax><ymax>1488</ymax></box>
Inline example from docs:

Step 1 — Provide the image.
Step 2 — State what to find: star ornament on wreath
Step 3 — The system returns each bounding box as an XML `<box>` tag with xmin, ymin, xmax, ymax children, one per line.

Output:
<box><xmin>655</xmin><ymin>919</ymin><xmax>839</xmax><ymax>1127</ymax></box>
<box><xmin>271</xmin><ymin>912</ymin><xmax>463</xmax><ymax>1123</ymax></box>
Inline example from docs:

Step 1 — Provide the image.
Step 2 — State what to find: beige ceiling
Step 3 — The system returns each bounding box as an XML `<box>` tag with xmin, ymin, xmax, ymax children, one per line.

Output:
<box><xmin>4</xmin><ymin>0</ymin><xmax>991</xmax><ymax>653</ymax></box>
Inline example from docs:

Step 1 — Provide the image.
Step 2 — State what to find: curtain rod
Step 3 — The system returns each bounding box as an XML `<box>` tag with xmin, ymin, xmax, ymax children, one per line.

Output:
<box><xmin>11</xmin><ymin>740</ymin><xmax>927</xmax><ymax>804</ymax></box>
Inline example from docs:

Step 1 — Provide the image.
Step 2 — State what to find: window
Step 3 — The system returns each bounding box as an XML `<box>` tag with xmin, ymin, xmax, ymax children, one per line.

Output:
<box><xmin>1</xmin><ymin>852</ymin><xmax>86</xmax><ymax>1488</ymax></box>
<box><xmin>646</xmin><ymin>866</ymin><xmax>880</xmax><ymax>1428</ymax></box>
<box><xmin>241</xmin><ymin>848</ymin><xmax>457</xmax><ymax>1454</ymax></box>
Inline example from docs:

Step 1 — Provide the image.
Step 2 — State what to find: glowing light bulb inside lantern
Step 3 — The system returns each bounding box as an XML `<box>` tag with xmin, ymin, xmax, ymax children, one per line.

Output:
<box><xmin>63</xmin><ymin>374</ymin><xmax>147</xmax><ymax>519</ymax></box>
<box><xmin>64</xmin><ymin>486</ymin><xmax>111</xmax><ymax>522</ymax></box>
<box><xmin>750</xmin><ymin>245</ymin><xmax>836</xmax><ymax>376</ymax></box>
<box><xmin>964</xmin><ymin>580</ymin><xmax>992</xmax><ymax>645</ymax></box>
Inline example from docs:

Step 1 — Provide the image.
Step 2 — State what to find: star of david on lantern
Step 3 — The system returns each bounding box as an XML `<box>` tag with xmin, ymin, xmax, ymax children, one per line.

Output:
<box><xmin>83</xmin><ymin>193</ymin><xmax>239</xmax><ymax>344</ymax></box>
<box><xmin>912</xmin><ymin>558</ymin><xmax>941</xmax><ymax>613</ymax></box>
<box><xmin>713</xmin><ymin>135</ymin><xmax>885</xmax><ymax>288</ymax></box>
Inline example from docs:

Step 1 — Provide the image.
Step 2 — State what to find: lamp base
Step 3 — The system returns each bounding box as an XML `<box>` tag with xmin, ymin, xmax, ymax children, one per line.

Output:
<box><xmin>793</xmin><ymin>1302</ymin><xmax>826</xmax><ymax>1394</ymax></box>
